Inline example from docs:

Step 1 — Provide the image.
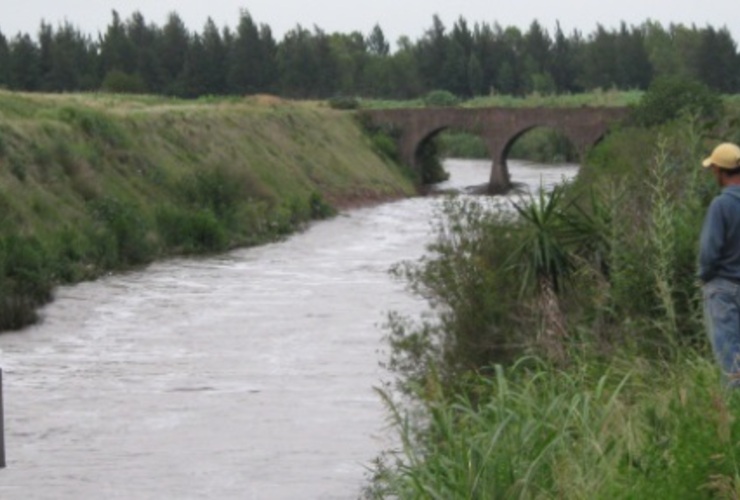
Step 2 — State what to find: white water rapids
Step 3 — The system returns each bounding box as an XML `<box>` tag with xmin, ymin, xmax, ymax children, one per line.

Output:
<box><xmin>0</xmin><ymin>160</ymin><xmax>577</xmax><ymax>499</ymax></box>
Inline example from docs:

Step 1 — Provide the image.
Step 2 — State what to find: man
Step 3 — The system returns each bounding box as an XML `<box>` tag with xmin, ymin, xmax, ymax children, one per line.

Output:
<box><xmin>699</xmin><ymin>142</ymin><xmax>740</xmax><ymax>386</ymax></box>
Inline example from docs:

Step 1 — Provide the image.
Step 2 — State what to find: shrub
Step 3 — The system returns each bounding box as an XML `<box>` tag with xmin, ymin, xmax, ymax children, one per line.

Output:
<box><xmin>508</xmin><ymin>127</ymin><xmax>578</xmax><ymax>163</ymax></box>
<box><xmin>0</xmin><ymin>235</ymin><xmax>54</xmax><ymax>329</ymax></box>
<box><xmin>423</xmin><ymin>90</ymin><xmax>460</xmax><ymax>107</ymax></box>
<box><xmin>308</xmin><ymin>192</ymin><xmax>335</xmax><ymax>219</ymax></box>
<box><xmin>436</xmin><ymin>130</ymin><xmax>488</xmax><ymax>159</ymax></box>
<box><xmin>88</xmin><ymin>197</ymin><xmax>155</xmax><ymax>266</ymax></box>
<box><xmin>631</xmin><ymin>77</ymin><xmax>723</xmax><ymax>127</ymax></box>
<box><xmin>100</xmin><ymin>69</ymin><xmax>147</xmax><ymax>94</ymax></box>
<box><xmin>417</xmin><ymin>137</ymin><xmax>449</xmax><ymax>184</ymax></box>
<box><xmin>58</xmin><ymin>106</ymin><xmax>130</xmax><ymax>148</ymax></box>
<box><xmin>384</xmin><ymin>197</ymin><xmax>529</xmax><ymax>392</ymax></box>
<box><xmin>156</xmin><ymin>207</ymin><xmax>228</xmax><ymax>253</ymax></box>
<box><xmin>178</xmin><ymin>167</ymin><xmax>247</xmax><ymax>222</ymax></box>
<box><xmin>328</xmin><ymin>96</ymin><xmax>360</xmax><ymax>110</ymax></box>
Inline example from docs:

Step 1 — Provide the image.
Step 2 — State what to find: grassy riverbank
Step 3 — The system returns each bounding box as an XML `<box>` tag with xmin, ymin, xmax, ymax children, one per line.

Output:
<box><xmin>368</xmin><ymin>85</ymin><xmax>740</xmax><ymax>497</ymax></box>
<box><xmin>0</xmin><ymin>91</ymin><xmax>416</xmax><ymax>330</ymax></box>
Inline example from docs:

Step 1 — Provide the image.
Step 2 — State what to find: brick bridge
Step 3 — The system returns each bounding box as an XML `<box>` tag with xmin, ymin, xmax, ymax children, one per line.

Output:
<box><xmin>360</xmin><ymin>107</ymin><xmax>630</xmax><ymax>193</ymax></box>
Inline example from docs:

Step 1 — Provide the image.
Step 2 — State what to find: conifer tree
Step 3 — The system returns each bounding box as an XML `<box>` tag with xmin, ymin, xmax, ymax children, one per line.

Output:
<box><xmin>8</xmin><ymin>34</ymin><xmax>41</xmax><ymax>90</ymax></box>
<box><xmin>0</xmin><ymin>31</ymin><xmax>10</xmax><ymax>87</ymax></box>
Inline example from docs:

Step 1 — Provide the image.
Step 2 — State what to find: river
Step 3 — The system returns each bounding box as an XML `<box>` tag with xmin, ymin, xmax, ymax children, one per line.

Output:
<box><xmin>0</xmin><ymin>159</ymin><xmax>577</xmax><ymax>499</ymax></box>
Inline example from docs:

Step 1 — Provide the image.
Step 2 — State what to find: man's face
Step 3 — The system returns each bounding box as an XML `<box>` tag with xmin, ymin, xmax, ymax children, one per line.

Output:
<box><xmin>712</xmin><ymin>165</ymin><xmax>725</xmax><ymax>186</ymax></box>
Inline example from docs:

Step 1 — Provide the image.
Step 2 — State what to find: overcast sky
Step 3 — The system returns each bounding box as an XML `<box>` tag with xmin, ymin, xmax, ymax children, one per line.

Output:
<box><xmin>2</xmin><ymin>0</ymin><xmax>739</xmax><ymax>49</ymax></box>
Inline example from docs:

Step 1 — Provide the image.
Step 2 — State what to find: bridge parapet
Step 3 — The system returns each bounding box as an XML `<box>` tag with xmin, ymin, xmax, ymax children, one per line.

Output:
<box><xmin>360</xmin><ymin>106</ymin><xmax>630</xmax><ymax>193</ymax></box>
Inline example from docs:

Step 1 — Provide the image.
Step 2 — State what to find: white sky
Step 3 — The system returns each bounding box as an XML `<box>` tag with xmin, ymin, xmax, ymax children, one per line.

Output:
<box><xmin>2</xmin><ymin>0</ymin><xmax>739</xmax><ymax>49</ymax></box>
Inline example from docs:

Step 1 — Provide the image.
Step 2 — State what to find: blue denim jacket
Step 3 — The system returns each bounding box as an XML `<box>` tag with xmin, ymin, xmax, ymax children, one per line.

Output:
<box><xmin>699</xmin><ymin>185</ymin><xmax>740</xmax><ymax>283</ymax></box>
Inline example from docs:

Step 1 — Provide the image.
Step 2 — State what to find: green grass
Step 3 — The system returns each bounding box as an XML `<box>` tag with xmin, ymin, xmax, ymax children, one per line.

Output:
<box><xmin>358</xmin><ymin>90</ymin><xmax>644</xmax><ymax>110</ymax></box>
<box><xmin>0</xmin><ymin>90</ymin><xmax>416</xmax><ymax>330</ymax></box>
<box><xmin>368</xmin><ymin>85</ymin><xmax>740</xmax><ymax>498</ymax></box>
<box><xmin>373</xmin><ymin>352</ymin><xmax>740</xmax><ymax>499</ymax></box>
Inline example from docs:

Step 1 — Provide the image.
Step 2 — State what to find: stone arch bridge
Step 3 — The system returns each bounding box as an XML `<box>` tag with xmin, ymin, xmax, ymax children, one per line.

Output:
<box><xmin>360</xmin><ymin>106</ymin><xmax>630</xmax><ymax>193</ymax></box>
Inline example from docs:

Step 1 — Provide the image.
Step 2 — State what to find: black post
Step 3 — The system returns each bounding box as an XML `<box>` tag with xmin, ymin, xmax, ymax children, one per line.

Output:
<box><xmin>0</xmin><ymin>368</ymin><xmax>5</xmax><ymax>468</ymax></box>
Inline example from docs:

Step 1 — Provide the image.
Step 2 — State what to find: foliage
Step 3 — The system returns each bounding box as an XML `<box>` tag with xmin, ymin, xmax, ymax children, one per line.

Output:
<box><xmin>0</xmin><ymin>235</ymin><xmax>54</xmax><ymax>329</ymax></box>
<box><xmin>57</xmin><ymin>106</ymin><xmax>130</xmax><ymax>148</ymax></box>
<box><xmin>631</xmin><ymin>77</ymin><xmax>724</xmax><ymax>127</ymax></box>
<box><xmin>100</xmin><ymin>69</ymin><xmax>147</xmax><ymax>94</ymax></box>
<box><xmin>416</xmin><ymin>137</ymin><xmax>450</xmax><ymax>184</ymax></box>
<box><xmin>2</xmin><ymin>13</ymin><xmax>740</xmax><ymax>99</ymax></box>
<box><xmin>88</xmin><ymin>196</ymin><xmax>156</xmax><ymax>266</ymax></box>
<box><xmin>0</xmin><ymin>92</ymin><xmax>415</xmax><ymax>330</ymax></box>
<box><xmin>370</xmin><ymin>354</ymin><xmax>740</xmax><ymax>499</ymax></box>
<box><xmin>511</xmin><ymin>185</ymin><xmax>579</xmax><ymax>296</ymax></box>
<box><xmin>435</xmin><ymin>130</ymin><xmax>488</xmax><ymax>159</ymax></box>
<box><xmin>155</xmin><ymin>206</ymin><xmax>228</xmax><ymax>253</ymax></box>
<box><xmin>422</xmin><ymin>89</ymin><xmax>460</xmax><ymax>107</ymax></box>
<box><xmin>508</xmin><ymin>127</ymin><xmax>578</xmax><ymax>162</ymax></box>
<box><xmin>373</xmin><ymin>95</ymin><xmax>731</xmax><ymax>497</ymax></box>
<box><xmin>384</xmin><ymin>197</ymin><xmax>529</xmax><ymax>392</ymax></box>
<box><xmin>327</xmin><ymin>96</ymin><xmax>360</xmax><ymax>110</ymax></box>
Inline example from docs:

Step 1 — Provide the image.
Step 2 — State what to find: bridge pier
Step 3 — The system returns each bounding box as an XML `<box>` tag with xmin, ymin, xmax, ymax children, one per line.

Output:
<box><xmin>488</xmin><ymin>158</ymin><xmax>511</xmax><ymax>194</ymax></box>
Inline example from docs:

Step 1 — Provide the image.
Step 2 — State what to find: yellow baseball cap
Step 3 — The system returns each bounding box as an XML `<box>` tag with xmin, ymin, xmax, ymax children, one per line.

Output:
<box><xmin>703</xmin><ymin>142</ymin><xmax>740</xmax><ymax>169</ymax></box>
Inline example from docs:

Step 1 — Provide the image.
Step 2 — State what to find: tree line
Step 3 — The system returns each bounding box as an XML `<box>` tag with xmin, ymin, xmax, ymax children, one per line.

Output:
<box><xmin>0</xmin><ymin>10</ymin><xmax>738</xmax><ymax>99</ymax></box>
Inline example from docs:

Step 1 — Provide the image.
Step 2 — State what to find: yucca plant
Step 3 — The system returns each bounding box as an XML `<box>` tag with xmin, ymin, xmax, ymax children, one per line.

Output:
<box><xmin>510</xmin><ymin>185</ymin><xmax>580</xmax><ymax>361</ymax></box>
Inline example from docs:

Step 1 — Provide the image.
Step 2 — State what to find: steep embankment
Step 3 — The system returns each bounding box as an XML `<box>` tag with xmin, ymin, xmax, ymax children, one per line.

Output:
<box><xmin>0</xmin><ymin>91</ymin><xmax>416</xmax><ymax>330</ymax></box>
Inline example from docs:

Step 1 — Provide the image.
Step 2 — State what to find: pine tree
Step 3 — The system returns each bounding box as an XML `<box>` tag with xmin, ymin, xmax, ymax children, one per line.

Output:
<box><xmin>46</xmin><ymin>22</ymin><xmax>97</xmax><ymax>91</ymax></box>
<box><xmin>228</xmin><ymin>10</ymin><xmax>262</xmax><ymax>94</ymax></box>
<box><xmin>367</xmin><ymin>24</ymin><xmax>389</xmax><ymax>56</ymax></box>
<box><xmin>37</xmin><ymin>22</ymin><xmax>54</xmax><ymax>90</ymax></box>
<box><xmin>579</xmin><ymin>25</ymin><xmax>618</xmax><ymax>90</ymax></box>
<box><xmin>159</xmin><ymin>12</ymin><xmax>191</xmax><ymax>94</ymax></box>
<box><xmin>8</xmin><ymin>34</ymin><xmax>41</xmax><ymax>90</ymax></box>
<box><xmin>277</xmin><ymin>25</ymin><xmax>316</xmax><ymax>98</ymax></box>
<box><xmin>99</xmin><ymin>10</ymin><xmax>136</xmax><ymax>81</ymax></box>
<box><xmin>126</xmin><ymin>11</ymin><xmax>163</xmax><ymax>93</ymax></box>
<box><xmin>417</xmin><ymin>15</ymin><xmax>449</xmax><ymax>92</ymax></box>
<box><xmin>615</xmin><ymin>23</ymin><xmax>652</xmax><ymax>90</ymax></box>
<box><xmin>550</xmin><ymin>22</ymin><xmax>578</xmax><ymax>93</ymax></box>
<box><xmin>0</xmin><ymin>31</ymin><xmax>10</xmax><ymax>87</ymax></box>
<box><xmin>695</xmin><ymin>27</ymin><xmax>739</xmax><ymax>93</ymax></box>
<box><xmin>200</xmin><ymin>18</ymin><xmax>228</xmax><ymax>95</ymax></box>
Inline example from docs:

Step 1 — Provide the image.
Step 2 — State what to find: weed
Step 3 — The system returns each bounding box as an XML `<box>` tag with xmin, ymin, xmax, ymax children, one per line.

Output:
<box><xmin>57</xmin><ymin>106</ymin><xmax>130</xmax><ymax>148</ymax></box>
<box><xmin>88</xmin><ymin>197</ymin><xmax>155</xmax><ymax>266</ymax></box>
<box><xmin>156</xmin><ymin>206</ymin><xmax>228</xmax><ymax>253</ymax></box>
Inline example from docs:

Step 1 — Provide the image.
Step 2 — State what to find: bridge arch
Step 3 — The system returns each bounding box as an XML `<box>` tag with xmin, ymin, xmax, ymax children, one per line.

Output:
<box><xmin>414</xmin><ymin>125</ymin><xmax>493</xmax><ymax>183</ymax></box>
<box><xmin>361</xmin><ymin>106</ymin><xmax>629</xmax><ymax>193</ymax></box>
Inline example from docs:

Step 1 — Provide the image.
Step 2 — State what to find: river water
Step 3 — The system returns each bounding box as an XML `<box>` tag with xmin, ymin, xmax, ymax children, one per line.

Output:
<box><xmin>0</xmin><ymin>159</ymin><xmax>577</xmax><ymax>499</ymax></box>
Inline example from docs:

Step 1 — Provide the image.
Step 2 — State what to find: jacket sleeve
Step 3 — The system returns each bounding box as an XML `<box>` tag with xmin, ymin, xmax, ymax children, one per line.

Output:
<box><xmin>699</xmin><ymin>198</ymin><xmax>725</xmax><ymax>283</ymax></box>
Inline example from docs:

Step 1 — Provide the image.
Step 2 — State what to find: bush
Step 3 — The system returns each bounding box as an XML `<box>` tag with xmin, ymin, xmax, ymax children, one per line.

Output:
<box><xmin>417</xmin><ymin>137</ymin><xmax>450</xmax><ymax>184</ymax></box>
<box><xmin>58</xmin><ymin>106</ymin><xmax>130</xmax><ymax>148</ymax></box>
<box><xmin>88</xmin><ymin>197</ymin><xmax>155</xmax><ymax>266</ymax></box>
<box><xmin>384</xmin><ymin>197</ymin><xmax>529</xmax><ymax>392</ymax></box>
<box><xmin>156</xmin><ymin>207</ymin><xmax>228</xmax><ymax>253</ymax></box>
<box><xmin>100</xmin><ymin>69</ymin><xmax>147</xmax><ymax>94</ymax></box>
<box><xmin>178</xmin><ymin>167</ymin><xmax>246</xmax><ymax>222</ymax></box>
<box><xmin>308</xmin><ymin>192</ymin><xmax>335</xmax><ymax>219</ymax></box>
<box><xmin>423</xmin><ymin>90</ymin><xmax>460</xmax><ymax>107</ymax></box>
<box><xmin>436</xmin><ymin>130</ymin><xmax>488</xmax><ymax>159</ymax></box>
<box><xmin>0</xmin><ymin>235</ymin><xmax>54</xmax><ymax>329</ymax></box>
<box><xmin>508</xmin><ymin>127</ymin><xmax>578</xmax><ymax>163</ymax></box>
<box><xmin>631</xmin><ymin>77</ymin><xmax>723</xmax><ymax>127</ymax></box>
<box><xmin>328</xmin><ymin>96</ymin><xmax>360</xmax><ymax>110</ymax></box>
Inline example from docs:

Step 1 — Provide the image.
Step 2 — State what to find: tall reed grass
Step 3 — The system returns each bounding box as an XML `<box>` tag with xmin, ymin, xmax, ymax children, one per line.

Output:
<box><xmin>371</xmin><ymin>353</ymin><xmax>740</xmax><ymax>499</ymax></box>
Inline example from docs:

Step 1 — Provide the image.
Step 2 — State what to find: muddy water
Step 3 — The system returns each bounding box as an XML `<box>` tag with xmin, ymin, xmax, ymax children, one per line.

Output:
<box><xmin>0</xmin><ymin>160</ymin><xmax>577</xmax><ymax>499</ymax></box>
